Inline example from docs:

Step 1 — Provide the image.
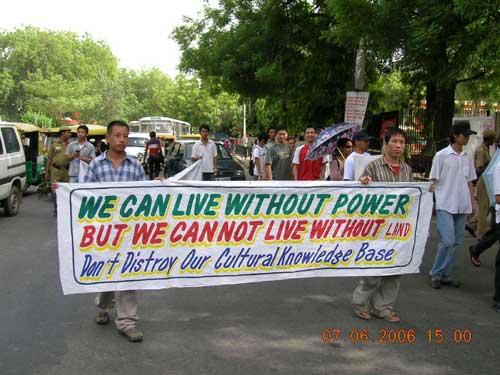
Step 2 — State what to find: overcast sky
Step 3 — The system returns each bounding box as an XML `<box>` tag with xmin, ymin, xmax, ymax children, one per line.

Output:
<box><xmin>1</xmin><ymin>0</ymin><xmax>206</xmax><ymax>77</ymax></box>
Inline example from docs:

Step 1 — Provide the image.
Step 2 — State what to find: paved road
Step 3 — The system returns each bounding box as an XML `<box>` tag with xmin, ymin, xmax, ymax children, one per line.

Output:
<box><xmin>0</xmin><ymin>188</ymin><xmax>499</xmax><ymax>375</ymax></box>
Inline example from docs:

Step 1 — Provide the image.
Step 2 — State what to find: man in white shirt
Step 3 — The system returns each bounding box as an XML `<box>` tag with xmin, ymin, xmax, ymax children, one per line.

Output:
<box><xmin>343</xmin><ymin>130</ymin><xmax>372</xmax><ymax>180</ymax></box>
<box><xmin>191</xmin><ymin>125</ymin><xmax>217</xmax><ymax>181</ymax></box>
<box><xmin>252</xmin><ymin>133</ymin><xmax>267</xmax><ymax>180</ymax></box>
<box><xmin>429</xmin><ymin>120</ymin><xmax>477</xmax><ymax>289</ymax></box>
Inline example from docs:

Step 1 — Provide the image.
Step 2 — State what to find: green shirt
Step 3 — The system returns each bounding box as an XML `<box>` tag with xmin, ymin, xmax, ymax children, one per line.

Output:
<box><xmin>265</xmin><ymin>143</ymin><xmax>292</xmax><ymax>180</ymax></box>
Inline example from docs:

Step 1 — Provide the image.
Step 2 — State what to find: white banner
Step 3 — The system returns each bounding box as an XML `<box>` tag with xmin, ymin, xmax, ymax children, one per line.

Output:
<box><xmin>345</xmin><ymin>91</ymin><xmax>370</xmax><ymax>126</ymax></box>
<box><xmin>57</xmin><ymin>180</ymin><xmax>433</xmax><ymax>295</ymax></box>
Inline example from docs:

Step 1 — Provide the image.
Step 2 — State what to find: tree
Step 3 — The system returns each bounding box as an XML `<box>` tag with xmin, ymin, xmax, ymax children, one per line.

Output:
<box><xmin>173</xmin><ymin>0</ymin><xmax>358</xmax><ymax>133</ymax></box>
<box><xmin>327</xmin><ymin>0</ymin><xmax>500</xmax><ymax>142</ymax></box>
<box><xmin>0</xmin><ymin>26</ymin><xmax>122</xmax><ymax>123</ymax></box>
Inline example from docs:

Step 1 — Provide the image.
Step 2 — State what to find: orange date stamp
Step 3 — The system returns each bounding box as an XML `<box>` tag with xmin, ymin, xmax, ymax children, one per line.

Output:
<box><xmin>321</xmin><ymin>328</ymin><xmax>473</xmax><ymax>344</ymax></box>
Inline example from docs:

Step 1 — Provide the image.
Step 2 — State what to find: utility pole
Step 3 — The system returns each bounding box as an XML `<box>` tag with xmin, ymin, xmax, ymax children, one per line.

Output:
<box><xmin>354</xmin><ymin>39</ymin><xmax>366</xmax><ymax>91</ymax></box>
<box><xmin>243</xmin><ymin>100</ymin><xmax>247</xmax><ymax>145</ymax></box>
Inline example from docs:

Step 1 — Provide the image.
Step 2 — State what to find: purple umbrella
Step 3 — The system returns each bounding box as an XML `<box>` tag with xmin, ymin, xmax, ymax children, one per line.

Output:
<box><xmin>306</xmin><ymin>122</ymin><xmax>360</xmax><ymax>160</ymax></box>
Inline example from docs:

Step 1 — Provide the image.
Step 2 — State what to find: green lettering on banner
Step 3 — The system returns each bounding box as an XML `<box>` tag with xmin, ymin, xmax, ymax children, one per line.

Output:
<box><xmin>379</xmin><ymin>194</ymin><xmax>397</xmax><ymax>215</ymax></box>
<box><xmin>98</xmin><ymin>195</ymin><xmax>117</xmax><ymax>219</ymax></box>
<box><xmin>151</xmin><ymin>194</ymin><xmax>170</xmax><ymax>217</ymax></box>
<box><xmin>78</xmin><ymin>196</ymin><xmax>103</xmax><ymax>220</ymax></box>
<box><xmin>135</xmin><ymin>194</ymin><xmax>153</xmax><ymax>218</ymax></box>
<box><xmin>226</xmin><ymin>193</ymin><xmax>248</xmax><ymax>215</ymax></box>
<box><xmin>120</xmin><ymin>195</ymin><xmax>137</xmax><ymax>218</ymax></box>
<box><xmin>394</xmin><ymin>194</ymin><xmax>411</xmax><ymax>216</ymax></box>
<box><xmin>331</xmin><ymin>194</ymin><xmax>349</xmax><ymax>215</ymax></box>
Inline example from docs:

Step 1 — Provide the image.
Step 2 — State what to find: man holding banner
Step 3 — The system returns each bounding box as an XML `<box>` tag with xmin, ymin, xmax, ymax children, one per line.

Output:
<box><xmin>352</xmin><ymin>128</ymin><xmax>412</xmax><ymax>323</ymax></box>
<box><xmin>84</xmin><ymin>120</ymin><xmax>146</xmax><ymax>342</ymax></box>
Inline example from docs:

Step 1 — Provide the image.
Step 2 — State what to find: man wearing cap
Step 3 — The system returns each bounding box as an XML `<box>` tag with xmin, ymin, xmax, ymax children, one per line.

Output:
<box><xmin>343</xmin><ymin>130</ymin><xmax>372</xmax><ymax>181</ymax></box>
<box><xmin>45</xmin><ymin>126</ymin><xmax>72</xmax><ymax>216</ymax></box>
<box><xmin>429</xmin><ymin>120</ymin><xmax>477</xmax><ymax>289</ymax></box>
<box><xmin>474</xmin><ymin>129</ymin><xmax>497</xmax><ymax>239</ymax></box>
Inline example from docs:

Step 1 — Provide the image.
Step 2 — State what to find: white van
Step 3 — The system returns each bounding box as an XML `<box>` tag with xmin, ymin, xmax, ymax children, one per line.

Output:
<box><xmin>126</xmin><ymin>132</ymin><xmax>150</xmax><ymax>164</ymax></box>
<box><xmin>0</xmin><ymin>122</ymin><xmax>26</xmax><ymax>216</ymax></box>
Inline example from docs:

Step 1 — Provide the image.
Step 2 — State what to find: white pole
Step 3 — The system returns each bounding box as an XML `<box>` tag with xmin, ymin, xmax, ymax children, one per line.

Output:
<box><xmin>243</xmin><ymin>101</ymin><xmax>247</xmax><ymax>145</ymax></box>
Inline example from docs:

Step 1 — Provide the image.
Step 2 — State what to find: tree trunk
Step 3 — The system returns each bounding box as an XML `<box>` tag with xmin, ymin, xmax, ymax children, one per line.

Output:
<box><xmin>426</xmin><ymin>82</ymin><xmax>456</xmax><ymax>150</ymax></box>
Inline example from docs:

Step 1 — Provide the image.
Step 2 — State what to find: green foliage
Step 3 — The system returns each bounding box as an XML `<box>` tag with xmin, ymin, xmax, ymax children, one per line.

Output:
<box><xmin>0</xmin><ymin>26</ymin><xmax>243</xmax><ymax>132</ymax></box>
<box><xmin>327</xmin><ymin>0</ymin><xmax>500</xmax><ymax>139</ymax></box>
<box><xmin>0</xmin><ymin>26</ymin><xmax>121</xmax><ymax>122</ymax></box>
<box><xmin>172</xmin><ymin>0</ymin><xmax>357</xmax><ymax>133</ymax></box>
<box><xmin>20</xmin><ymin>110</ymin><xmax>58</xmax><ymax>128</ymax></box>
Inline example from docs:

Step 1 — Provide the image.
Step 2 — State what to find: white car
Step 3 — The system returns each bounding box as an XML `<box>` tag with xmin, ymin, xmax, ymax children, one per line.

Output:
<box><xmin>126</xmin><ymin>132</ymin><xmax>150</xmax><ymax>164</ymax></box>
<box><xmin>0</xmin><ymin>122</ymin><xmax>26</xmax><ymax>216</ymax></box>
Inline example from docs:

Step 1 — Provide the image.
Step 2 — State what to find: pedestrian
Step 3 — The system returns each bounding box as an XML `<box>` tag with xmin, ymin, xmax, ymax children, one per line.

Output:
<box><xmin>66</xmin><ymin>125</ymin><xmax>96</xmax><ymax>183</ymax></box>
<box><xmin>145</xmin><ymin>131</ymin><xmax>163</xmax><ymax>180</ymax></box>
<box><xmin>292</xmin><ymin>127</ymin><xmax>327</xmax><ymax>180</ymax></box>
<box><xmin>429</xmin><ymin>120</ymin><xmax>477</xmax><ymax>289</ymax></box>
<box><xmin>473</xmin><ymin>129</ymin><xmax>497</xmax><ymax>239</ymax></box>
<box><xmin>287</xmin><ymin>136</ymin><xmax>297</xmax><ymax>155</ymax></box>
<box><xmin>252</xmin><ymin>133</ymin><xmax>268</xmax><ymax>180</ymax></box>
<box><xmin>266</xmin><ymin>126</ymin><xmax>277</xmax><ymax>150</ymax></box>
<box><xmin>490</xmin><ymin>159</ymin><xmax>500</xmax><ymax>312</ymax></box>
<box><xmin>85</xmin><ymin>120</ymin><xmax>146</xmax><ymax>342</ymax></box>
<box><xmin>191</xmin><ymin>125</ymin><xmax>218</xmax><ymax>181</ymax></box>
<box><xmin>45</xmin><ymin>126</ymin><xmax>71</xmax><ymax>216</ymax></box>
<box><xmin>352</xmin><ymin>128</ymin><xmax>412</xmax><ymax>323</ymax></box>
<box><xmin>265</xmin><ymin>126</ymin><xmax>293</xmax><ymax>181</ymax></box>
<box><xmin>329</xmin><ymin>138</ymin><xmax>353</xmax><ymax>181</ymax></box>
<box><xmin>343</xmin><ymin>130</ymin><xmax>372</xmax><ymax>180</ymax></box>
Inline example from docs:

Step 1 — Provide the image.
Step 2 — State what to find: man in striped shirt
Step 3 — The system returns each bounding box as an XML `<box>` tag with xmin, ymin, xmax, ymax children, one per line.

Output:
<box><xmin>85</xmin><ymin>120</ymin><xmax>146</xmax><ymax>342</ymax></box>
<box><xmin>352</xmin><ymin>127</ymin><xmax>412</xmax><ymax>323</ymax></box>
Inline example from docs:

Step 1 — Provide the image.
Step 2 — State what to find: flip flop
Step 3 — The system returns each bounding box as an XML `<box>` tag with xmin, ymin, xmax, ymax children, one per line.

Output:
<box><xmin>353</xmin><ymin>305</ymin><xmax>372</xmax><ymax>320</ymax></box>
<box><xmin>373</xmin><ymin>310</ymin><xmax>401</xmax><ymax>323</ymax></box>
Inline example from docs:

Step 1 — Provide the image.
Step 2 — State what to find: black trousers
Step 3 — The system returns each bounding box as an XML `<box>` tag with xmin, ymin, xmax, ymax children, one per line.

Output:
<box><xmin>202</xmin><ymin>172</ymin><xmax>214</xmax><ymax>181</ymax></box>
<box><xmin>148</xmin><ymin>156</ymin><xmax>160</xmax><ymax>180</ymax></box>
<box><xmin>472</xmin><ymin>207</ymin><xmax>497</xmax><ymax>256</ymax></box>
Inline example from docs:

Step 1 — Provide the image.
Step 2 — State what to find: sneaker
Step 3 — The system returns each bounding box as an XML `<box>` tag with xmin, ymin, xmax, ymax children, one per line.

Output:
<box><xmin>95</xmin><ymin>311</ymin><xmax>110</xmax><ymax>325</ymax></box>
<box><xmin>119</xmin><ymin>328</ymin><xmax>143</xmax><ymax>342</ymax></box>
<box><xmin>429</xmin><ymin>277</ymin><xmax>441</xmax><ymax>289</ymax></box>
<box><xmin>441</xmin><ymin>279</ymin><xmax>461</xmax><ymax>288</ymax></box>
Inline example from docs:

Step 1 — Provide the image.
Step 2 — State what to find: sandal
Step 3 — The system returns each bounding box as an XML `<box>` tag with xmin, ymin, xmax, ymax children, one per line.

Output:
<box><xmin>469</xmin><ymin>246</ymin><xmax>481</xmax><ymax>267</ymax></box>
<box><xmin>373</xmin><ymin>310</ymin><xmax>401</xmax><ymax>323</ymax></box>
<box><xmin>353</xmin><ymin>304</ymin><xmax>372</xmax><ymax>320</ymax></box>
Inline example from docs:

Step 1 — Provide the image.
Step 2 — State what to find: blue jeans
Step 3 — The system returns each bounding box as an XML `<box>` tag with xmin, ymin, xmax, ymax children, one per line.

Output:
<box><xmin>430</xmin><ymin>210</ymin><xmax>468</xmax><ymax>281</ymax></box>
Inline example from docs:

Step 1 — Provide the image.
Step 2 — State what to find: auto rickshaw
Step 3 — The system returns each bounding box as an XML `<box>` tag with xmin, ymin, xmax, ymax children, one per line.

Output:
<box><xmin>40</xmin><ymin>127</ymin><xmax>61</xmax><ymax>153</ymax></box>
<box><xmin>179</xmin><ymin>134</ymin><xmax>201</xmax><ymax>140</ymax></box>
<box><xmin>15</xmin><ymin>123</ymin><xmax>46</xmax><ymax>188</ymax></box>
<box><xmin>157</xmin><ymin>134</ymin><xmax>177</xmax><ymax>155</ymax></box>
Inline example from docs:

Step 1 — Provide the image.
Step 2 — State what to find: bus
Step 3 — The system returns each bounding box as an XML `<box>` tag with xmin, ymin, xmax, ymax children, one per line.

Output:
<box><xmin>137</xmin><ymin>116</ymin><xmax>191</xmax><ymax>137</ymax></box>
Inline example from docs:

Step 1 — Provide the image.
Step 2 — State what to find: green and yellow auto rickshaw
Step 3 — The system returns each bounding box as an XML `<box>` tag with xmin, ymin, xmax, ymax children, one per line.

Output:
<box><xmin>15</xmin><ymin>123</ymin><xmax>46</xmax><ymax>187</ymax></box>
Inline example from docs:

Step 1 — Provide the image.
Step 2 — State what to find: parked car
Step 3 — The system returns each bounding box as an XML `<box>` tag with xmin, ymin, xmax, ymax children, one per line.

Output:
<box><xmin>0</xmin><ymin>122</ymin><xmax>26</xmax><ymax>216</ymax></box>
<box><xmin>165</xmin><ymin>140</ymin><xmax>245</xmax><ymax>180</ymax></box>
<box><xmin>126</xmin><ymin>132</ymin><xmax>150</xmax><ymax>164</ymax></box>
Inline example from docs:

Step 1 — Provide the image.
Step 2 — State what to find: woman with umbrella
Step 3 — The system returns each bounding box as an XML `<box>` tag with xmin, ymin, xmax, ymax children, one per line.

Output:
<box><xmin>328</xmin><ymin>138</ymin><xmax>353</xmax><ymax>181</ymax></box>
